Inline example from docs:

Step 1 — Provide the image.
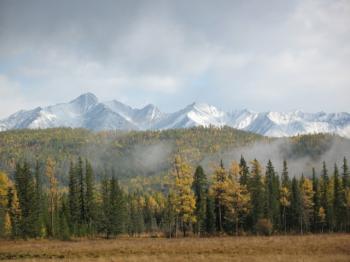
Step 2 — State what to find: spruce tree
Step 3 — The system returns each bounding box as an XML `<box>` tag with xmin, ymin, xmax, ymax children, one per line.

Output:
<box><xmin>280</xmin><ymin>160</ymin><xmax>291</xmax><ymax>233</ymax></box>
<box><xmin>85</xmin><ymin>159</ymin><xmax>95</xmax><ymax>234</ymax></box>
<box><xmin>312</xmin><ymin>168</ymin><xmax>321</xmax><ymax>232</ymax></box>
<box><xmin>333</xmin><ymin>164</ymin><xmax>343</xmax><ymax>231</ymax></box>
<box><xmin>239</xmin><ymin>155</ymin><xmax>250</xmax><ymax>186</ymax></box>
<box><xmin>192</xmin><ymin>165</ymin><xmax>208</xmax><ymax>235</ymax></box>
<box><xmin>34</xmin><ymin>160</ymin><xmax>45</xmax><ymax>237</ymax></box>
<box><xmin>290</xmin><ymin>177</ymin><xmax>302</xmax><ymax>233</ymax></box>
<box><xmin>77</xmin><ymin>157</ymin><xmax>86</xmax><ymax>225</ymax></box>
<box><xmin>14</xmin><ymin>162</ymin><xmax>37</xmax><ymax>238</ymax></box>
<box><xmin>205</xmin><ymin>192</ymin><xmax>216</xmax><ymax>235</ymax></box>
<box><xmin>68</xmin><ymin>161</ymin><xmax>79</xmax><ymax>234</ymax></box>
<box><xmin>250</xmin><ymin>159</ymin><xmax>265</xmax><ymax>229</ymax></box>
<box><xmin>265</xmin><ymin>160</ymin><xmax>280</xmax><ymax>229</ymax></box>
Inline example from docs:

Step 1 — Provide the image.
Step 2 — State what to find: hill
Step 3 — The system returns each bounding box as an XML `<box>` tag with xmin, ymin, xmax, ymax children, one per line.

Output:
<box><xmin>0</xmin><ymin>127</ymin><xmax>348</xmax><ymax>190</ymax></box>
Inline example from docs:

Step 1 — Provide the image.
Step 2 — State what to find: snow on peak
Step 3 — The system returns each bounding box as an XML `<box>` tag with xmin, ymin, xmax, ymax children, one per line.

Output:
<box><xmin>0</xmin><ymin>93</ymin><xmax>349</xmax><ymax>138</ymax></box>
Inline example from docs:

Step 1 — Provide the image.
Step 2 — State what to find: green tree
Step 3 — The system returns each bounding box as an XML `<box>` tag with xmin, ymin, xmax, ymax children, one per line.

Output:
<box><xmin>68</xmin><ymin>161</ymin><xmax>79</xmax><ymax>234</ymax></box>
<box><xmin>239</xmin><ymin>155</ymin><xmax>250</xmax><ymax>186</ymax></box>
<box><xmin>265</xmin><ymin>160</ymin><xmax>280</xmax><ymax>230</ymax></box>
<box><xmin>333</xmin><ymin>164</ymin><xmax>343</xmax><ymax>231</ymax></box>
<box><xmin>85</xmin><ymin>159</ymin><xmax>95</xmax><ymax>234</ymax></box>
<box><xmin>192</xmin><ymin>165</ymin><xmax>208</xmax><ymax>235</ymax></box>
<box><xmin>14</xmin><ymin>162</ymin><xmax>37</xmax><ymax>238</ymax></box>
<box><xmin>250</xmin><ymin>159</ymin><xmax>265</xmax><ymax>229</ymax></box>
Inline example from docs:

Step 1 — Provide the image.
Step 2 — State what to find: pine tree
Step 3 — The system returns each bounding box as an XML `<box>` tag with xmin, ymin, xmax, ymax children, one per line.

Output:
<box><xmin>77</xmin><ymin>157</ymin><xmax>86</xmax><ymax>225</ymax></box>
<box><xmin>265</xmin><ymin>160</ymin><xmax>280</xmax><ymax>230</ymax></box>
<box><xmin>342</xmin><ymin>157</ymin><xmax>350</xmax><ymax>232</ymax></box>
<box><xmin>192</xmin><ymin>165</ymin><xmax>208</xmax><ymax>235</ymax></box>
<box><xmin>239</xmin><ymin>155</ymin><xmax>250</xmax><ymax>186</ymax></box>
<box><xmin>342</xmin><ymin>157</ymin><xmax>349</xmax><ymax>189</ymax></box>
<box><xmin>85</xmin><ymin>159</ymin><xmax>95</xmax><ymax>234</ymax></box>
<box><xmin>45</xmin><ymin>157</ymin><xmax>58</xmax><ymax>237</ymax></box>
<box><xmin>290</xmin><ymin>177</ymin><xmax>302</xmax><ymax>233</ymax></box>
<box><xmin>312</xmin><ymin>168</ymin><xmax>321</xmax><ymax>232</ymax></box>
<box><xmin>250</xmin><ymin>159</ymin><xmax>265</xmax><ymax>229</ymax></box>
<box><xmin>108</xmin><ymin>175</ymin><xmax>127</xmax><ymax>237</ymax></box>
<box><xmin>280</xmin><ymin>160</ymin><xmax>291</xmax><ymax>233</ymax></box>
<box><xmin>333</xmin><ymin>164</ymin><xmax>343</xmax><ymax>231</ymax></box>
<box><xmin>320</xmin><ymin>161</ymin><xmax>332</xmax><ymax>231</ymax></box>
<box><xmin>15</xmin><ymin>162</ymin><xmax>37</xmax><ymax>238</ymax></box>
<box><xmin>68</xmin><ymin>161</ymin><xmax>79</xmax><ymax>234</ymax></box>
<box><xmin>205</xmin><ymin>192</ymin><xmax>216</xmax><ymax>235</ymax></box>
<box><xmin>34</xmin><ymin>160</ymin><xmax>45</xmax><ymax>237</ymax></box>
<box><xmin>58</xmin><ymin>195</ymin><xmax>70</xmax><ymax>240</ymax></box>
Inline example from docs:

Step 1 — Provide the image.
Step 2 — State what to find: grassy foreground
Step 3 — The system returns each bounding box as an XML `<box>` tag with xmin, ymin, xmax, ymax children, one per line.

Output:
<box><xmin>0</xmin><ymin>234</ymin><xmax>349</xmax><ymax>261</ymax></box>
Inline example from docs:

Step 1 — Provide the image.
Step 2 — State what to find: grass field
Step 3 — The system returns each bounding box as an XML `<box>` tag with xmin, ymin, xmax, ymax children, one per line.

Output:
<box><xmin>0</xmin><ymin>234</ymin><xmax>349</xmax><ymax>261</ymax></box>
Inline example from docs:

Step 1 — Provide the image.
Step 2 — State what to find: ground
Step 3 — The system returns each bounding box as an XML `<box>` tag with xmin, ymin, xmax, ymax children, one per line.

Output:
<box><xmin>0</xmin><ymin>234</ymin><xmax>349</xmax><ymax>261</ymax></box>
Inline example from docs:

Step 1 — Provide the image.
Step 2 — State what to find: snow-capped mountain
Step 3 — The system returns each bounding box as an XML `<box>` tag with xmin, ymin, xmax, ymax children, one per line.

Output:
<box><xmin>0</xmin><ymin>93</ymin><xmax>350</xmax><ymax>138</ymax></box>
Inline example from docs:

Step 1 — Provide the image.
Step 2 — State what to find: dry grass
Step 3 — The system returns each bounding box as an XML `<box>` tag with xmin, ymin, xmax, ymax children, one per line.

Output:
<box><xmin>0</xmin><ymin>234</ymin><xmax>349</xmax><ymax>261</ymax></box>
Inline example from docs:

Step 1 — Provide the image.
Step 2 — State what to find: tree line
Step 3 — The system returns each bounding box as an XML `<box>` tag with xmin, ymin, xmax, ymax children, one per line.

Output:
<box><xmin>0</xmin><ymin>156</ymin><xmax>349</xmax><ymax>239</ymax></box>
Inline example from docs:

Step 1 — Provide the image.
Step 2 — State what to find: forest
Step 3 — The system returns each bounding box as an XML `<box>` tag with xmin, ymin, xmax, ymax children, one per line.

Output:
<box><xmin>0</xmin><ymin>153</ymin><xmax>349</xmax><ymax>239</ymax></box>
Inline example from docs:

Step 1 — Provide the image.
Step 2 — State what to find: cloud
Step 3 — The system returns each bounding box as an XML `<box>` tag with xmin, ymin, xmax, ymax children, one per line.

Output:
<box><xmin>0</xmin><ymin>0</ymin><xmax>349</xmax><ymax>116</ymax></box>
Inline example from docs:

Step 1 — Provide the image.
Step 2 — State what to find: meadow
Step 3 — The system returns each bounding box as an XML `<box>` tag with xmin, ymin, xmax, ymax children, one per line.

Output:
<box><xmin>0</xmin><ymin>234</ymin><xmax>349</xmax><ymax>261</ymax></box>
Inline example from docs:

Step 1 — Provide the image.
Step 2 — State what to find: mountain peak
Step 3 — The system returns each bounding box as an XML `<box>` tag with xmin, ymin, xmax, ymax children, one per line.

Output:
<box><xmin>70</xmin><ymin>92</ymin><xmax>98</xmax><ymax>105</ymax></box>
<box><xmin>0</xmin><ymin>94</ymin><xmax>349</xmax><ymax>138</ymax></box>
<box><xmin>69</xmin><ymin>93</ymin><xmax>98</xmax><ymax>113</ymax></box>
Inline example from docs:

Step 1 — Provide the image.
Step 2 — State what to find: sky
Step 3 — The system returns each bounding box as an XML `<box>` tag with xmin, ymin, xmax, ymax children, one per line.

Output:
<box><xmin>0</xmin><ymin>0</ymin><xmax>349</xmax><ymax>118</ymax></box>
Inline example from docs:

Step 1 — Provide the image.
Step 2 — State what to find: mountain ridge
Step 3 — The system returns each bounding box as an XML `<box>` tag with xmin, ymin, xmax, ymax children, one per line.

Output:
<box><xmin>1</xmin><ymin>92</ymin><xmax>350</xmax><ymax>138</ymax></box>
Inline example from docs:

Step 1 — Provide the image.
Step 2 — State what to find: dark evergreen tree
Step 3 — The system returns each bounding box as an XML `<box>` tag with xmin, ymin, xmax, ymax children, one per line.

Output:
<box><xmin>250</xmin><ymin>159</ymin><xmax>265</xmax><ymax>229</ymax></box>
<box><xmin>333</xmin><ymin>164</ymin><xmax>343</xmax><ymax>231</ymax></box>
<box><xmin>320</xmin><ymin>161</ymin><xmax>332</xmax><ymax>231</ymax></box>
<box><xmin>342</xmin><ymin>157</ymin><xmax>349</xmax><ymax>189</ymax></box>
<box><xmin>290</xmin><ymin>177</ymin><xmax>302</xmax><ymax>233</ymax></box>
<box><xmin>85</xmin><ymin>159</ymin><xmax>95</xmax><ymax>234</ymax></box>
<box><xmin>68</xmin><ymin>161</ymin><xmax>79</xmax><ymax>234</ymax></box>
<box><xmin>265</xmin><ymin>160</ymin><xmax>280</xmax><ymax>229</ymax></box>
<box><xmin>14</xmin><ymin>162</ymin><xmax>37</xmax><ymax>238</ymax></box>
<box><xmin>58</xmin><ymin>195</ymin><xmax>70</xmax><ymax>240</ymax></box>
<box><xmin>312</xmin><ymin>168</ymin><xmax>321</xmax><ymax>232</ymax></box>
<box><xmin>239</xmin><ymin>155</ymin><xmax>250</xmax><ymax>186</ymax></box>
<box><xmin>77</xmin><ymin>157</ymin><xmax>86</xmax><ymax>225</ymax></box>
<box><xmin>108</xmin><ymin>175</ymin><xmax>126</xmax><ymax>237</ymax></box>
<box><xmin>192</xmin><ymin>165</ymin><xmax>208</xmax><ymax>235</ymax></box>
<box><xmin>205</xmin><ymin>193</ymin><xmax>216</xmax><ymax>235</ymax></box>
<box><xmin>34</xmin><ymin>160</ymin><xmax>45</xmax><ymax>237</ymax></box>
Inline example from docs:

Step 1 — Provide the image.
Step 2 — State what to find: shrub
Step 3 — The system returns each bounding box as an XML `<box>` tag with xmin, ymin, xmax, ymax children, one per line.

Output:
<box><xmin>256</xmin><ymin>219</ymin><xmax>273</xmax><ymax>236</ymax></box>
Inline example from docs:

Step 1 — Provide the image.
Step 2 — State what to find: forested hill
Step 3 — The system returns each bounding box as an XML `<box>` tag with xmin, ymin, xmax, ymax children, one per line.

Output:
<box><xmin>0</xmin><ymin>127</ymin><xmax>348</xmax><ymax>188</ymax></box>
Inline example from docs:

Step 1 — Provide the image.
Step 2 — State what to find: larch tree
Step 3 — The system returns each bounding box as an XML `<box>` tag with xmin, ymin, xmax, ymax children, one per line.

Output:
<box><xmin>211</xmin><ymin>160</ymin><xmax>230</xmax><ymax>232</ymax></box>
<box><xmin>300</xmin><ymin>176</ymin><xmax>314</xmax><ymax>233</ymax></box>
<box><xmin>171</xmin><ymin>156</ymin><xmax>196</xmax><ymax>236</ymax></box>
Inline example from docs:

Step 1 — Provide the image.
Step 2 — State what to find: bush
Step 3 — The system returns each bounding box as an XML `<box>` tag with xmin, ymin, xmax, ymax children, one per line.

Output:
<box><xmin>255</xmin><ymin>219</ymin><xmax>273</xmax><ymax>236</ymax></box>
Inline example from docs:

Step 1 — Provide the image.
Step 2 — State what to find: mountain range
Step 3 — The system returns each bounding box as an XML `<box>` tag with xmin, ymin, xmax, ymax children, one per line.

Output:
<box><xmin>1</xmin><ymin>93</ymin><xmax>349</xmax><ymax>138</ymax></box>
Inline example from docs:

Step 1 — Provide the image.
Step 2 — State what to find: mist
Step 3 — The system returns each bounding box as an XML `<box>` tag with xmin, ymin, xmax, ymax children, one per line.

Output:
<box><xmin>200</xmin><ymin>136</ymin><xmax>350</xmax><ymax>178</ymax></box>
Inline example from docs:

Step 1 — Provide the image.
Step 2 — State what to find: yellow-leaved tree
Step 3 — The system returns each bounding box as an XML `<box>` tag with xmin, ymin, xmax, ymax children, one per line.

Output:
<box><xmin>225</xmin><ymin>161</ymin><xmax>251</xmax><ymax>235</ymax></box>
<box><xmin>171</xmin><ymin>156</ymin><xmax>196</xmax><ymax>237</ymax></box>
<box><xmin>0</xmin><ymin>171</ymin><xmax>10</xmax><ymax>237</ymax></box>
<box><xmin>300</xmin><ymin>177</ymin><xmax>314</xmax><ymax>233</ymax></box>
